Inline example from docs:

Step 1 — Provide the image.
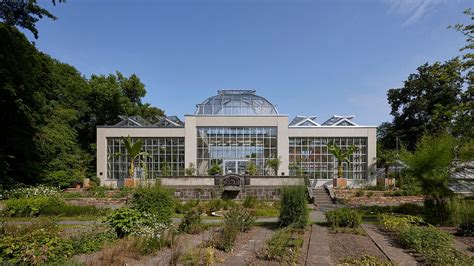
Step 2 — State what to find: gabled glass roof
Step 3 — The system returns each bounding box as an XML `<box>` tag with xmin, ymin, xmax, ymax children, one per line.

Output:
<box><xmin>195</xmin><ymin>90</ymin><xmax>279</xmax><ymax>115</ymax></box>
<box><xmin>112</xmin><ymin>115</ymin><xmax>184</xmax><ymax>127</ymax></box>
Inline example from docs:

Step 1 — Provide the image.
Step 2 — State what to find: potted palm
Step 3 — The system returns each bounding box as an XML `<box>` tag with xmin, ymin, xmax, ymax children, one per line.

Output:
<box><xmin>328</xmin><ymin>142</ymin><xmax>358</xmax><ymax>188</ymax></box>
<box><xmin>120</xmin><ymin>136</ymin><xmax>149</xmax><ymax>187</ymax></box>
<box><xmin>376</xmin><ymin>149</ymin><xmax>398</xmax><ymax>188</ymax></box>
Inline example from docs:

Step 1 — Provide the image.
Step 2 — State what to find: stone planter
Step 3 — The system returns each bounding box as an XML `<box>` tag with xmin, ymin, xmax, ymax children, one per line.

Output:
<box><xmin>124</xmin><ymin>177</ymin><xmax>140</xmax><ymax>188</ymax></box>
<box><xmin>377</xmin><ymin>178</ymin><xmax>394</xmax><ymax>188</ymax></box>
<box><xmin>333</xmin><ymin>177</ymin><xmax>347</xmax><ymax>188</ymax></box>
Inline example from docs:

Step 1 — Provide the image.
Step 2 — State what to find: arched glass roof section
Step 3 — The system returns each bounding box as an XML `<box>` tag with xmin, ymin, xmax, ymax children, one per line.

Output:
<box><xmin>195</xmin><ymin>90</ymin><xmax>279</xmax><ymax>115</ymax></box>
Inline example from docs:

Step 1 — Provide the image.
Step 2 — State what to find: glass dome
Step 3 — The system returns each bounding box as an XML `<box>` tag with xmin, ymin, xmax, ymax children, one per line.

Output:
<box><xmin>195</xmin><ymin>90</ymin><xmax>279</xmax><ymax>115</ymax></box>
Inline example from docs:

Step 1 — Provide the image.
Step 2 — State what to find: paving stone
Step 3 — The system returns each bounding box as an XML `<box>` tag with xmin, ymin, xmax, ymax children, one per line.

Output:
<box><xmin>306</xmin><ymin>225</ymin><xmax>332</xmax><ymax>266</ymax></box>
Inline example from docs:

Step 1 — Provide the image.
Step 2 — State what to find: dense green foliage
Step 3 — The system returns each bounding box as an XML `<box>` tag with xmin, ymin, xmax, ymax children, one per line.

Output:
<box><xmin>279</xmin><ymin>185</ymin><xmax>308</xmax><ymax>228</ymax></box>
<box><xmin>129</xmin><ymin>184</ymin><xmax>174</xmax><ymax>224</ymax></box>
<box><xmin>70</xmin><ymin>229</ymin><xmax>117</xmax><ymax>254</ymax></box>
<box><xmin>0</xmin><ymin>219</ymin><xmax>73</xmax><ymax>264</ymax></box>
<box><xmin>325</xmin><ymin>208</ymin><xmax>362</xmax><ymax>229</ymax></box>
<box><xmin>380</xmin><ymin>215</ymin><xmax>473</xmax><ymax>265</ymax></box>
<box><xmin>208</xmin><ymin>163</ymin><xmax>222</xmax><ymax>175</ymax></box>
<box><xmin>223</xmin><ymin>206</ymin><xmax>256</xmax><ymax>232</ymax></box>
<box><xmin>105</xmin><ymin>207</ymin><xmax>143</xmax><ymax>238</ymax></box>
<box><xmin>178</xmin><ymin>208</ymin><xmax>204</xmax><ymax>234</ymax></box>
<box><xmin>0</xmin><ymin>23</ymin><xmax>163</xmax><ymax>188</ymax></box>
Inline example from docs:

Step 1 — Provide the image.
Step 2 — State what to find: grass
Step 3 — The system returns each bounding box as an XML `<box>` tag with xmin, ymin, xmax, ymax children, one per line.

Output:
<box><xmin>3</xmin><ymin>215</ymin><xmax>105</xmax><ymax>222</ymax></box>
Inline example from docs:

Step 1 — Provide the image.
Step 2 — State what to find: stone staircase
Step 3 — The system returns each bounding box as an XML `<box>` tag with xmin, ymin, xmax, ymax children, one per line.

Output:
<box><xmin>313</xmin><ymin>187</ymin><xmax>337</xmax><ymax>211</ymax></box>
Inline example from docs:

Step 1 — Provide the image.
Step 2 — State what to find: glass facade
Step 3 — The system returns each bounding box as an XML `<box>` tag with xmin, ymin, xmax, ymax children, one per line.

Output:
<box><xmin>197</xmin><ymin>127</ymin><xmax>278</xmax><ymax>175</ymax></box>
<box><xmin>289</xmin><ymin>137</ymin><xmax>367</xmax><ymax>179</ymax></box>
<box><xmin>107</xmin><ymin>137</ymin><xmax>185</xmax><ymax>179</ymax></box>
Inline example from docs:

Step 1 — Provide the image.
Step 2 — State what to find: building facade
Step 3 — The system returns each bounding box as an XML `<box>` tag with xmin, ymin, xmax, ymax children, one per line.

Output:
<box><xmin>97</xmin><ymin>90</ymin><xmax>377</xmax><ymax>187</ymax></box>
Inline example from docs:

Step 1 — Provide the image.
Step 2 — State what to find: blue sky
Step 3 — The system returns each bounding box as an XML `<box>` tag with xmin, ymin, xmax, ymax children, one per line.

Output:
<box><xmin>29</xmin><ymin>0</ymin><xmax>471</xmax><ymax>125</ymax></box>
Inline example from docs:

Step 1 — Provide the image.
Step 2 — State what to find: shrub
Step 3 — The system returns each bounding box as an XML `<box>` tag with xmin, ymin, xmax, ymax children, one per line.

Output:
<box><xmin>3</xmin><ymin>196</ymin><xmax>65</xmax><ymax>217</ymax></box>
<box><xmin>129</xmin><ymin>184</ymin><xmax>174</xmax><ymax>224</ymax></box>
<box><xmin>260</xmin><ymin>228</ymin><xmax>302</xmax><ymax>264</ymax></box>
<box><xmin>380</xmin><ymin>214</ymin><xmax>424</xmax><ymax>232</ymax></box>
<box><xmin>70</xmin><ymin>229</ymin><xmax>117</xmax><ymax>254</ymax></box>
<box><xmin>242</xmin><ymin>196</ymin><xmax>258</xmax><ymax>208</ymax></box>
<box><xmin>457</xmin><ymin>202</ymin><xmax>474</xmax><ymax>236</ymax></box>
<box><xmin>205</xmin><ymin>199</ymin><xmax>223</xmax><ymax>215</ymax></box>
<box><xmin>208</xmin><ymin>163</ymin><xmax>221</xmax><ymax>175</ymax></box>
<box><xmin>325</xmin><ymin>208</ymin><xmax>362</xmax><ymax>229</ymax></box>
<box><xmin>179</xmin><ymin>208</ymin><xmax>204</xmax><ymax>234</ymax></box>
<box><xmin>355</xmin><ymin>190</ymin><xmax>365</xmax><ymax>197</ymax></box>
<box><xmin>279</xmin><ymin>185</ymin><xmax>309</xmax><ymax>228</ymax></box>
<box><xmin>209</xmin><ymin>224</ymin><xmax>239</xmax><ymax>252</ymax></box>
<box><xmin>222</xmin><ymin>199</ymin><xmax>237</xmax><ymax>210</ymax></box>
<box><xmin>0</xmin><ymin>220</ymin><xmax>73</xmax><ymax>264</ymax></box>
<box><xmin>224</xmin><ymin>206</ymin><xmax>256</xmax><ymax>232</ymax></box>
<box><xmin>105</xmin><ymin>207</ymin><xmax>143</xmax><ymax>238</ymax></box>
<box><xmin>175</xmin><ymin>200</ymin><xmax>200</xmax><ymax>214</ymax></box>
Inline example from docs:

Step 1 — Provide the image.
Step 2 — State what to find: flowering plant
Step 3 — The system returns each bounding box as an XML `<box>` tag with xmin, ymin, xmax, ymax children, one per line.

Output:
<box><xmin>3</xmin><ymin>185</ymin><xmax>61</xmax><ymax>199</ymax></box>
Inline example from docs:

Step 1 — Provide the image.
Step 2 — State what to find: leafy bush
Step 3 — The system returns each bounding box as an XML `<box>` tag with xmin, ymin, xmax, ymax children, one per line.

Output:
<box><xmin>457</xmin><ymin>201</ymin><xmax>474</xmax><ymax>236</ymax></box>
<box><xmin>209</xmin><ymin>224</ymin><xmax>239</xmax><ymax>252</ymax></box>
<box><xmin>224</xmin><ymin>206</ymin><xmax>256</xmax><ymax>232</ymax></box>
<box><xmin>129</xmin><ymin>184</ymin><xmax>174</xmax><ymax>224</ymax></box>
<box><xmin>242</xmin><ymin>196</ymin><xmax>258</xmax><ymax>208</ymax></box>
<box><xmin>179</xmin><ymin>208</ymin><xmax>204</xmax><ymax>234</ymax></box>
<box><xmin>393</xmin><ymin>203</ymin><xmax>424</xmax><ymax>216</ymax></box>
<box><xmin>175</xmin><ymin>200</ymin><xmax>200</xmax><ymax>214</ymax></box>
<box><xmin>398</xmin><ymin>225</ymin><xmax>473</xmax><ymax>265</ymax></box>
<box><xmin>208</xmin><ymin>163</ymin><xmax>221</xmax><ymax>175</ymax></box>
<box><xmin>3</xmin><ymin>185</ymin><xmax>62</xmax><ymax>199</ymax></box>
<box><xmin>71</xmin><ymin>229</ymin><xmax>117</xmax><ymax>254</ymax></box>
<box><xmin>3</xmin><ymin>196</ymin><xmax>65</xmax><ymax>217</ymax></box>
<box><xmin>259</xmin><ymin>228</ymin><xmax>303</xmax><ymax>264</ymax></box>
<box><xmin>105</xmin><ymin>207</ymin><xmax>143</xmax><ymax>238</ymax></box>
<box><xmin>0</xmin><ymin>220</ymin><xmax>73</xmax><ymax>264</ymax></box>
<box><xmin>380</xmin><ymin>214</ymin><xmax>424</xmax><ymax>232</ymax></box>
<box><xmin>325</xmin><ymin>208</ymin><xmax>362</xmax><ymax>229</ymax></box>
<box><xmin>279</xmin><ymin>185</ymin><xmax>309</xmax><ymax>228</ymax></box>
<box><xmin>205</xmin><ymin>199</ymin><xmax>223</xmax><ymax>215</ymax></box>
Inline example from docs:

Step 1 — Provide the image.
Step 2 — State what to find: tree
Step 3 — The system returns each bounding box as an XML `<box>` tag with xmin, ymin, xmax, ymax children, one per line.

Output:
<box><xmin>327</xmin><ymin>143</ymin><xmax>358</xmax><ymax>178</ymax></box>
<box><xmin>401</xmin><ymin>134</ymin><xmax>457</xmax><ymax>224</ymax></box>
<box><xmin>0</xmin><ymin>0</ymin><xmax>63</xmax><ymax>39</ymax></box>
<box><xmin>120</xmin><ymin>136</ymin><xmax>149</xmax><ymax>179</ymax></box>
<box><xmin>385</xmin><ymin>59</ymin><xmax>464</xmax><ymax>150</ymax></box>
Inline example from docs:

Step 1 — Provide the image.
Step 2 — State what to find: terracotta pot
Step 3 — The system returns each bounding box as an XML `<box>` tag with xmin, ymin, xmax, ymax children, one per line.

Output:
<box><xmin>333</xmin><ymin>177</ymin><xmax>347</xmax><ymax>188</ymax></box>
<box><xmin>124</xmin><ymin>177</ymin><xmax>139</xmax><ymax>188</ymax></box>
<box><xmin>75</xmin><ymin>183</ymin><xmax>81</xmax><ymax>189</ymax></box>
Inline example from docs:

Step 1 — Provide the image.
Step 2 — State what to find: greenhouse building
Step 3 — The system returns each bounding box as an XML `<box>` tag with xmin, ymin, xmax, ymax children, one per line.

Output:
<box><xmin>97</xmin><ymin>90</ymin><xmax>377</xmax><ymax>188</ymax></box>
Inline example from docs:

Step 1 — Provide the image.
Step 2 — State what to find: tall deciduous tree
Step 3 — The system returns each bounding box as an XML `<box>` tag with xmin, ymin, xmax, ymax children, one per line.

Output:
<box><xmin>385</xmin><ymin>59</ymin><xmax>464</xmax><ymax>150</ymax></box>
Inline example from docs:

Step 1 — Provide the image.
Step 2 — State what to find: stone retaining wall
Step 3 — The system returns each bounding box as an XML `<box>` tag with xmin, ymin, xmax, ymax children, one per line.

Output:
<box><xmin>170</xmin><ymin>185</ymin><xmax>284</xmax><ymax>200</ymax></box>
<box><xmin>334</xmin><ymin>188</ymin><xmax>424</xmax><ymax>206</ymax></box>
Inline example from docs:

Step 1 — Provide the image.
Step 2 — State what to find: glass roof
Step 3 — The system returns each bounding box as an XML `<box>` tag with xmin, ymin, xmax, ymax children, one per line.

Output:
<box><xmin>195</xmin><ymin>90</ymin><xmax>279</xmax><ymax>115</ymax></box>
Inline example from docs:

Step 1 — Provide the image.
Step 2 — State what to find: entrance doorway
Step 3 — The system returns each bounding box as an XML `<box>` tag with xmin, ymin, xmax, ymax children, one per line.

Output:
<box><xmin>223</xmin><ymin>160</ymin><xmax>248</xmax><ymax>175</ymax></box>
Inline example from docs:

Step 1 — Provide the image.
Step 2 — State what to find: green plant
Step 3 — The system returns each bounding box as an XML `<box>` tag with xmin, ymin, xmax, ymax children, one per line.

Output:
<box><xmin>340</xmin><ymin>255</ymin><xmax>393</xmax><ymax>266</ymax></box>
<box><xmin>366</xmin><ymin>191</ymin><xmax>374</xmax><ymax>198</ymax></box>
<box><xmin>118</xmin><ymin>136</ymin><xmax>149</xmax><ymax>179</ymax></box>
<box><xmin>209</xmin><ymin>224</ymin><xmax>239</xmax><ymax>252</ymax></box>
<box><xmin>393</xmin><ymin>203</ymin><xmax>424</xmax><ymax>216</ymax></box>
<box><xmin>325</xmin><ymin>208</ymin><xmax>362</xmax><ymax>229</ymax></box>
<box><xmin>185</xmin><ymin>163</ymin><xmax>197</xmax><ymax>176</ymax></box>
<box><xmin>245</xmin><ymin>161</ymin><xmax>258</xmax><ymax>175</ymax></box>
<box><xmin>380</xmin><ymin>214</ymin><xmax>424</xmax><ymax>232</ymax></box>
<box><xmin>457</xmin><ymin>200</ymin><xmax>474</xmax><ymax>236</ymax></box>
<box><xmin>179</xmin><ymin>208</ymin><xmax>204</xmax><ymax>234</ymax></box>
<box><xmin>3</xmin><ymin>196</ymin><xmax>65</xmax><ymax>217</ymax></box>
<box><xmin>0</xmin><ymin>219</ymin><xmax>74</xmax><ymax>264</ymax></box>
<box><xmin>129</xmin><ymin>184</ymin><xmax>174</xmax><ymax>224</ymax></box>
<box><xmin>355</xmin><ymin>190</ymin><xmax>365</xmax><ymax>197</ymax></box>
<box><xmin>4</xmin><ymin>185</ymin><xmax>62</xmax><ymax>199</ymax></box>
<box><xmin>265</xmin><ymin>157</ymin><xmax>281</xmax><ymax>175</ymax></box>
<box><xmin>205</xmin><ymin>199</ymin><xmax>223</xmax><ymax>215</ymax></box>
<box><xmin>208</xmin><ymin>163</ymin><xmax>221</xmax><ymax>175</ymax></box>
<box><xmin>279</xmin><ymin>185</ymin><xmax>308</xmax><ymax>228</ymax></box>
<box><xmin>105</xmin><ymin>207</ymin><xmax>143</xmax><ymax>238</ymax></box>
<box><xmin>224</xmin><ymin>206</ymin><xmax>256</xmax><ymax>232</ymax></box>
<box><xmin>242</xmin><ymin>195</ymin><xmax>258</xmax><ymax>208</ymax></box>
<box><xmin>70</xmin><ymin>229</ymin><xmax>117</xmax><ymax>254</ymax></box>
<box><xmin>327</xmin><ymin>142</ymin><xmax>358</xmax><ymax>178</ymax></box>
<box><xmin>260</xmin><ymin>228</ymin><xmax>303</xmax><ymax>264</ymax></box>
<box><xmin>161</xmin><ymin>163</ymin><xmax>171</xmax><ymax>176</ymax></box>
